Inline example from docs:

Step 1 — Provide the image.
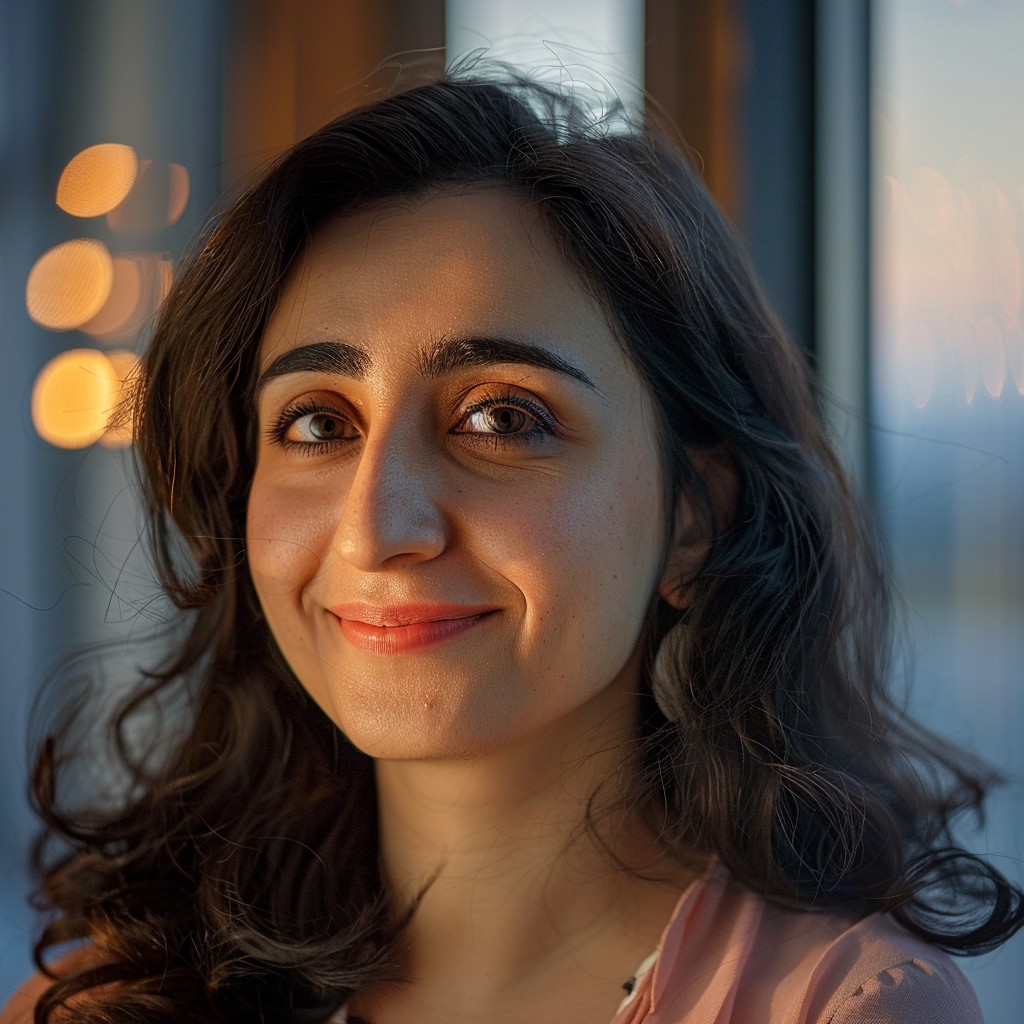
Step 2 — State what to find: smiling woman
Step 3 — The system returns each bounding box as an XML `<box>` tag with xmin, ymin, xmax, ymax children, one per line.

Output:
<box><xmin>249</xmin><ymin>191</ymin><xmax>669</xmax><ymax>764</ymax></box>
<box><xmin>7</xmin><ymin>71</ymin><xmax>1023</xmax><ymax>1024</ymax></box>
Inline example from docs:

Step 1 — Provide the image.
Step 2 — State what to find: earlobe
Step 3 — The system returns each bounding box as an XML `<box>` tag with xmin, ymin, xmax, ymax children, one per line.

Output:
<box><xmin>657</xmin><ymin>444</ymin><xmax>738</xmax><ymax>610</ymax></box>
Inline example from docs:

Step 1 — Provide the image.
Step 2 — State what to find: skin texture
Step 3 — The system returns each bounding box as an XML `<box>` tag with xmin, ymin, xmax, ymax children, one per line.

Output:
<box><xmin>249</xmin><ymin>191</ymin><xmax>671</xmax><ymax>762</ymax></box>
<box><xmin>245</xmin><ymin>189</ymin><xmax>710</xmax><ymax>1024</ymax></box>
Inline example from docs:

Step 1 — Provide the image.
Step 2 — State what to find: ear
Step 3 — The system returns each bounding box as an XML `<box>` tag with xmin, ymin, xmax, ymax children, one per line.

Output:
<box><xmin>657</xmin><ymin>444</ymin><xmax>738</xmax><ymax>610</ymax></box>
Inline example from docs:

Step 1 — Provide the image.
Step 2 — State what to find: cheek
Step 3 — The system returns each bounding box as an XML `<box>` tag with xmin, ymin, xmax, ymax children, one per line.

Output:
<box><xmin>466</xmin><ymin>434</ymin><xmax>666</xmax><ymax>685</ymax></box>
<box><xmin>246</xmin><ymin>472</ymin><xmax>340</xmax><ymax>601</ymax></box>
<box><xmin>549</xmin><ymin>452</ymin><xmax>664</xmax><ymax>628</ymax></box>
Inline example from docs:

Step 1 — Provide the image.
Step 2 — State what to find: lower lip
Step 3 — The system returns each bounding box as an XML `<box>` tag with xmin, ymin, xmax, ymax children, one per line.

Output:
<box><xmin>338</xmin><ymin>612</ymin><xmax>492</xmax><ymax>655</ymax></box>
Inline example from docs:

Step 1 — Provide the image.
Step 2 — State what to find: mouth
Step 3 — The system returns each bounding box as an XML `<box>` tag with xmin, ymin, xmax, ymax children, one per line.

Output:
<box><xmin>329</xmin><ymin>603</ymin><xmax>498</xmax><ymax>656</ymax></box>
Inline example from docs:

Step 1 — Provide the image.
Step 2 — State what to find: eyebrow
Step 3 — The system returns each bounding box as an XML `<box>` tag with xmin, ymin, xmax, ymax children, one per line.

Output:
<box><xmin>421</xmin><ymin>336</ymin><xmax>597</xmax><ymax>390</ymax></box>
<box><xmin>256</xmin><ymin>335</ymin><xmax>599</xmax><ymax>393</ymax></box>
<box><xmin>257</xmin><ymin>341</ymin><xmax>370</xmax><ymax>392</ymax></box>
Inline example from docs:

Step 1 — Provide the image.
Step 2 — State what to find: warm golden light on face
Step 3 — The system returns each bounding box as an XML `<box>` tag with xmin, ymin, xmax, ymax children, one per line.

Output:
<box><xmin>55</xmin><ymin>144</ymin><xmax>138</xmax><ymax>218</ymax></box>
<box><xmin>31</xmin><ymin>348</ymin><xmax>119</xmax><ymax>448</ymax></box>
<box><xmin>248</xmin><ymin>191</ymin><xmax>668</xmax><ymax>762</ymax></box>
<box><xmin>26</xmin><ymin>239</ymin><xmax>114</xmax><ymax>330</ymax></box>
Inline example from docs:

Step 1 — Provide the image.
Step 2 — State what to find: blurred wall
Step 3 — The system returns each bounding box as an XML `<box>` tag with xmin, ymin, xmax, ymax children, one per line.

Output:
<box><xmin>224</xmin><ymin>0</ymin><xmax>444</xmax><ymax>187</ymax></box>
<box><xmin>0</xmin><ymin>0</ymin><xmax>60</xmax><ymax>993</ymax></box>
<box><xmin>646</xmin><ymin>0</ymin><xmax>818</xmax><ymax>358</ymax></box>
<box><xmin>0</xmin><ymin>0</ymin><xmax>228</xmax><ymax>998</ymax></box>
<box><xmin>646</xmin><ymin>0</ymin><xmax>741</xmax><ymax>223</ymax></box>
<box><xmin>871</xmin><ymin>4</ymin><xmax>1024</xmax><ymax>1020</ymax></box>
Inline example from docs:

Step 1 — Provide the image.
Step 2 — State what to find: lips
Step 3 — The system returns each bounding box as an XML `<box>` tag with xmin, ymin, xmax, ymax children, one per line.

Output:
<box><xmin>329</xmin><ymin>603</ymin><xmax>496</xmax><ymax>655</ymax></box>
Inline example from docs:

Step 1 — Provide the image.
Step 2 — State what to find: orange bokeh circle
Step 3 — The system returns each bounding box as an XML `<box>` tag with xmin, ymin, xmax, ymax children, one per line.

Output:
<box><xmin>31</xmin><ymin>348</ymin><xmax>120</xmax><ymax>449</ymax></box>
<box><xmin>26</xmin><ymin>239</ymin><xmax>114</xmax><ymax>331</ymax></box>
<box><xmin>56</xmin><ymin>144</ymin><xmax>138</xmax><ymax>218</ymax></box>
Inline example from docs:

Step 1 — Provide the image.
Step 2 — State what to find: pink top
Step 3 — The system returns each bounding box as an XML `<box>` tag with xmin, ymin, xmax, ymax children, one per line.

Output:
<box><xmin>611</xmin><ymin>861</ymin><xmax>983</xmax><ymax>1024</ymax></box>
<box><xmin>339</xmin><ymin>861</ymin><xmax>983</xmax><ymax>1024</ymax></box>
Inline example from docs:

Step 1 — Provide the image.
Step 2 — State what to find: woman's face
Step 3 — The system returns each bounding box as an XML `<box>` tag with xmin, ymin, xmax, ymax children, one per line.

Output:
<box><xmin>248</xmin><ymin>189</ymin><xmax>671</xmax><ymax>760</ymax></box>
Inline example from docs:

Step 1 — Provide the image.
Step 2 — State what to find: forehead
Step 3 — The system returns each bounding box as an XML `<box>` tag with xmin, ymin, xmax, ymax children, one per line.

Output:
<box><xmin>260</xmin><ymin>188</ymin><xmax>620</xmax><ymax>370</ymax></box>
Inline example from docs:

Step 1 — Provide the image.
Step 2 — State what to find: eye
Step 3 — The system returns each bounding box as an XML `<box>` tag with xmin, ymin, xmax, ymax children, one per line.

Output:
<box><xmin>461</xmin><ymin>404</ymin><xmax>533</xmax><ymax>435</ymax></box>
<box><xmin>288</xmin><ymin>410</ymin><xmax>357</xmax><ymax>443</ymax></box>
<box><xmin>268</xmin><ymin>400</ymin><xmax>360</xmax><ymax>450</ymax></box>
<box><xmin>453</xmin><ymin>393</ymin><xmax>557</xmax><ymax>444</ymax></box>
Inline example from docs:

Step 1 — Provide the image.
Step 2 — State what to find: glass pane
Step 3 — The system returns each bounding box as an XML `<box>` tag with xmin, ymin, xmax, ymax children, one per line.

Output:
<box><xmin>446</xmin><ymin>0</ymin><xmax>644</xmax><ymax>111</ymax></box>
<box><xmin>872</xmin><ymin>3</ymin><xmax>1024</xmax><ymax>1021</ymax></box>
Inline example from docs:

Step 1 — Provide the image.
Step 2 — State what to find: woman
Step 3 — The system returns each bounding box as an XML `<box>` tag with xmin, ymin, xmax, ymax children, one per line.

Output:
<box><xmin>5</xmin><ymin>71</ymin><xmax>1022</xmax><ymax>1024</ymax></box>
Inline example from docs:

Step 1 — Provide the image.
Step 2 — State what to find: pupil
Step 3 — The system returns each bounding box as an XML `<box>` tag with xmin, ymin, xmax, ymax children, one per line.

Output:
<box><xmin>313</xmin><ymin>415</ymin><xmax>337</xmax><ymax>438</ymax></box>
<box><xmin>491</xmin><ymin>407</ymin><xmax>521</xmax><ymax>432</ymax></box>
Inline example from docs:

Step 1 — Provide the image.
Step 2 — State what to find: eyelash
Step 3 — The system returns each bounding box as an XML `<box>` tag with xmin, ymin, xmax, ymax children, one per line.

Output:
<box><xmin>455</xmin><ymin>393</ymin><xmax>557</xmax><ymax>447</ymax></box>
<box><xmin>266</xmin><ymin>399</ymin><xmax>349</xmax><ymax>456</ymax></box>
<box><xmin>266</xmin><ymin>390</ymin><xmax>558</xmax><ymax>455</ymax></box>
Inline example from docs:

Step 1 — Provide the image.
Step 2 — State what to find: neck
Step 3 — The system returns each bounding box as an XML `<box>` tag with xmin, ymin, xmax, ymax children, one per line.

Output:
<box><xmin>371</xmin><ymin>671</ymin><xmax>688</xmax><ymax>996</ymax></box>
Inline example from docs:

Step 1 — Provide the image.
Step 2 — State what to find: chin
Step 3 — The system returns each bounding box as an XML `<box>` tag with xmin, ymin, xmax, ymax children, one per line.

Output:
<box><xmin>324</xmin><ymin>673</ymin><xmax>534</xmax><ymax>761</ymax></box>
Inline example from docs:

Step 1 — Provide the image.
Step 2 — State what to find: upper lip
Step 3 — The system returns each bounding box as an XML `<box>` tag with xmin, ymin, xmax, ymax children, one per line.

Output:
<box><xmin>328</xmin><ymin>602</ymin><xmax>496</xmax><ymax>626</ymax></box>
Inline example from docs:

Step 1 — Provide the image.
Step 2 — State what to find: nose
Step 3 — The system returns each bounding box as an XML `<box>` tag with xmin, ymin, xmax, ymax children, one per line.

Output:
<box><xmin>333</xmin><ymin>423</ymin><xmax>448</xmax><ymax>571</ymax></box>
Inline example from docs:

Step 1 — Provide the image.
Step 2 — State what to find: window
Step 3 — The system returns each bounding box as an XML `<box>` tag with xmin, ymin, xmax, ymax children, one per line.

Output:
<box><xmin>872</xmin><ymin>3</ymin><xmax>1024</xmax><ymax>1020</ymax></box>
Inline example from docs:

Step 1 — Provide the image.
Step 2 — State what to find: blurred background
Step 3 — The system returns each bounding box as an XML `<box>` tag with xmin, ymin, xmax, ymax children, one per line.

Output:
<box><xmin>0</xmin><ymin>0</ymin><xmax>1020</xmax><ymax>1020</ymax></box>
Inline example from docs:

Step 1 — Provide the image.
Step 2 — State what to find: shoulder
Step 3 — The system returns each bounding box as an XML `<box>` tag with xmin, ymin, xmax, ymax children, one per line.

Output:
<box><xmin>0</xmin><ymin>947</ymin><xmax>104</xmax><ymax>1024</ymax></box>
<box><xmin>649</xmin><ymin>869</ymin><xmax>984</xmax><ymax>1024</ymax></box>
<box><xmin>798</xmin><ymin>913</ymin><xmax>984</xmax><ymax>1024</ymax></box>
<box><xmin>1</xmin><ymin>969</ymin><xmax>54</xmax><ymax>1024</ymax></box>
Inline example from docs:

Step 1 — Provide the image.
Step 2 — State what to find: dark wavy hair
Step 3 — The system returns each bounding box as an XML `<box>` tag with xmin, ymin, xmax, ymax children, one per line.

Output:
<box><xmin>29</xmin><ymin>70</ymin><xmax>1024</xmax><ymax>1024</ymax></box>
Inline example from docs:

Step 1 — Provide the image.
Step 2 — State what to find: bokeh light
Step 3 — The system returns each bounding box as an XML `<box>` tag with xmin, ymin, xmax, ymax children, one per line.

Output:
<box><xmin>897</xmin><ymin>320</ymin><xmax>933</xmax><ymax>408</ymax></box>
<box><xmin>55</xmin><ymin>143</ymin><xmax>138</xmax><ymax>218</ymax></box>
<box><xmin>85</xmin><ymin>253</ymin><xmax>168</xmax><ymax>341</ymax></box>
<box><xmin>99</xmin><ymin>349</ymin><xmax>140</xmax><ymax>449</ymax></box>
<box><xmin>31</xmin><ymin>348</ymin><xmax>119</xmax><ymax>449</ymax></box>
<box><xmin>878</xmin><ymin>165</ymin><xmax>1024</xmax><ymax>406</ymax></box>
<box><xmin>1006</xmin><ymin>317</ymin><xmax>1024</xmax><ymax>395</ymax></box>
<box><xmin>80</xmin><ymin>255</ymin><xmax>142</xmax><ymax>341</ymax></box>
<box><xmin>106</xmin><ymin>160</ymin><xmax>190</xmax><ymax>234</ymax></box>
<box><xmin>167</xmin><ymin>163</ymin><xmax>190</xmax><ymax>225</ymax></box>
<box><xmin>157</xmin><ymin>259</ymin><xmax>173</xmax><ymax>305</ymax></box>
<box><xmin>79</xmin><ymin>252</ymin><xmax>175</xmax><ymax>343</ymax></box>
<box><xmin>26</xmin><ymin>239</ymin><xmax>113</xmax><ymax>331</ymax></box>
<box><xmin>951</xmin><ymin>320</ymin><xmax>978</xmax><ymax>404</ymax></box>
<box><xmin>976</xmin><ymin>317</ymin><xmax>1007</xmax><ymax>398</ymax></box>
